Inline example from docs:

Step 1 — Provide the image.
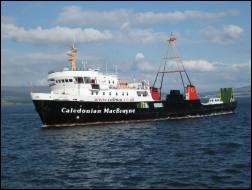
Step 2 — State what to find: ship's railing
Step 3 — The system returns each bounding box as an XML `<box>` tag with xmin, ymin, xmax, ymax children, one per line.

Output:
<box><xmin>48</xmin><ymin>68</ymin><xmax>104</xmax><ymax>74</ymax></box>
<box><xmin>110</xmin><ymin>85</ymin><xmax>149</xmax><ymax>90</ymax></box>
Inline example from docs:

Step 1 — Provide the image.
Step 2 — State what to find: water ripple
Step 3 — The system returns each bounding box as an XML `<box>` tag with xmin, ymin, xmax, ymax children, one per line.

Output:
<box><xmin>1</xmin><ymin>98</ymin><xmax>251</xmax><ymax>188</ymax></box>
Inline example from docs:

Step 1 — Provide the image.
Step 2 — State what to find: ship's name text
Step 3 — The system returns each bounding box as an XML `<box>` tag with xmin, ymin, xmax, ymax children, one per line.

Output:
<box><xmin>61</xmin><ymin>107</ymin><xmax>135</xmax><ymax>114</ymax></box>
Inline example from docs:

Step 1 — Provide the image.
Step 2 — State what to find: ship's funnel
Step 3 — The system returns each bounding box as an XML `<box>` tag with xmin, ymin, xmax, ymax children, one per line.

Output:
<box><xmin>186</xmin><ymin>85</ymin><xmax>199</xmax><ymax>100</ymax></box>
<box><xmin>150</xmin><ymin>87</ymin><xmax>161</xmax><ymax>100</ymax></box>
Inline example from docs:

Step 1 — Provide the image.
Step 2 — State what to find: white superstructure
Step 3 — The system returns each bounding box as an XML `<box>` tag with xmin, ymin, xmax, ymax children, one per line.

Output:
<box><xmin>31</xmin><ymin>44</ymin><xmax>155</xmax><ymax>102</ymax></box>
<box><xmin>202</xmin><ymin>97</ymin><xmax>224</xmax><ymax>105</ymax></box>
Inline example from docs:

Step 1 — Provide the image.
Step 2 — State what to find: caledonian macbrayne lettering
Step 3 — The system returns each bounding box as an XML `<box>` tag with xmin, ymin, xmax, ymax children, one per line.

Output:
<box><xmin>61</xmin><ymin>107</ymin><xmax>135</xmax><ymax>114</ymax></box>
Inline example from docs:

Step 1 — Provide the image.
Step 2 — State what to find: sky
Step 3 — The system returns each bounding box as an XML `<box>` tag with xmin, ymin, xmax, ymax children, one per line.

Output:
<box><xmin>1</xmin><ymin>1</ymin><xmax>251</xmax><ymax>92</ymax></box>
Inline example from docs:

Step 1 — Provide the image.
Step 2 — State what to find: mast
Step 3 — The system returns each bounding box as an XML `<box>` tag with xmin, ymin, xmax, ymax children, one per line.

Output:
<box><xmin>153</xmin><ymin>33</ymin><xmax>193</xmax><ymax>96</ymax></box>
<box><xmin>67</xmin><ymin>42</ymin><xmax>78</xmax><ymax>71</ymax></box>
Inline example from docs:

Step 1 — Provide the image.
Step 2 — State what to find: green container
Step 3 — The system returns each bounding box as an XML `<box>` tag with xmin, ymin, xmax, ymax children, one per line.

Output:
<box><xmin>220</xmin><ymin>88</ymin><xmax>234</xmax><ymax>103</ymax></box>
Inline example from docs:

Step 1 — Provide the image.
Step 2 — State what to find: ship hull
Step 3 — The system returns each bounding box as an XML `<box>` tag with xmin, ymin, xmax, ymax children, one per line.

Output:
<box><xmin>32</xmin><ymin>100</ymin><xmax>237</xmax><ymax>127</ymax></box>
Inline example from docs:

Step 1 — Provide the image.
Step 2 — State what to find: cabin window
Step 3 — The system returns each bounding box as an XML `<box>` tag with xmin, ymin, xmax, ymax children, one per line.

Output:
<box><xmin>109</xmin><ymin>92</ymin><xmax>111</xmax><ymax>96</ymax></box>
<box><xmin>103</xmin><ymin>92</ymin><xmax>105</xmax><ymax>95</ymax></box>
<box><xmin>137</xmin><ymin>91</ymin><xmax>148</xmax><ymax>97</ymax></box>
<box><xmin>61</xmin><ymin>79</ymin><xmax>64</xmax><ymax>83</ymax></box>
<box><xmin>91</xmin><ymin>84</ymin><xmax>100</xmax><ymax>89</ymax></box>
<box><xmin>126</xmin><ymin>92</ymin><xmax>129</xmax><ymax>96</ymax></box>
<box><xmin>84</xmin><ymin>77</ymin><xmax>92</xmax><ymax>83</ymax></box>
<box><xmin>91</xmin><ymin>92</ymin><xmax>94</xmax><ymax>95</ymax></box>
<box><xmin>75</xmin><ymin>77</ymin><xmax>84</xmax><ymax>84</ymax></box>
<box><xmin>96</xmin><ymin>92</ymin><xmax>98</xmax><ymax>95</ymax></box>
<box><xmin>58</xmin><ymin>80</ymin><xmax>61</xmax><ymax>83</ymax></box>
<box><xmin>69</xmin><ymin>79</ymin><xmax>73</xmax><ymax>82</ymax></box>
<box><xmin>109</xmin><ymin>80</ymin><xmax>110</xmax><ymax>84</ymax></box>
<box><xmin>65</xmin><ymin>79</ymin><xmax>69</xmax><ymax>82</ymax></box>
<box><xmin>122</xmin><ymin>92</ymin><xmax>124</xmax><ymax>96</ymax></box>
<box><xmin>116</xmin><ymin>92</ymin><xmax>118</xmax><ymax>96</ymax></box>
<box><xmin>112</xmin><ymin>81</ymin><xmax>114</xmax><ymax>84</ymax></box>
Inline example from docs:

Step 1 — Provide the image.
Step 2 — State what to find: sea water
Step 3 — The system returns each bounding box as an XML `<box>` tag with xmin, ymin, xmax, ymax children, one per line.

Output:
<box><xmin>1</xmin><ymin>97</ymin><xmax>251</xmax><ymax>188</ymax></box>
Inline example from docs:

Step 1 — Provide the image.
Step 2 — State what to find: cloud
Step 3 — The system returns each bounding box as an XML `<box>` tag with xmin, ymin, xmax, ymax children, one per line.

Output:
<box><xmin>183</xmin><ymin>59</ymin><xmax>217</xmax><ymax>72</ymax></box>
<box><xmin>138</xmin><ymin>61</ymin><xmax>157</xmax><ymax>72</ymax></box>
<box><xmin>1</xmin><ymin>15</ymin><xmax>16</xmax><ymax>25</ymax></box>
<box><xmin>1</xmin><ymin>23</ymin><xmax>112</xmax><ymax>44</ymax></box>
<box><xmin>23</xmin><ymin>52</ymin><xmax>66</xmax><ymax>64</ymax></box>
<box><xmin>119</xmin><ymin>23</ymin><xmax>167</xmax><ymax>43</ymax></box>
<box><xmin>56</xmin><ymin>6</ymin><xmax>131</xmax><ymax>27</ymax></box>
<box><xmin>183</xmin><ymin>59</ymin><xmax>251</xmax><ymax>91</ymax></box>
<box><xmin>142</xmin><ymin>58</ymin><xmax>250</xmax><ymax>91</ymax></box>
<box><xmin>134</xmin><ymin>52</ymin><xmax>157</xmax><ymax>72</ymax></box>
<box><xmin>135</xmin><ymin>10</ymin><xmax>239</xmax><ymax>24</ymax></box>
<box><xmin>201</xmin><ymin>24</ymin><xmax>243</xmax><ymax>45</ymax></box>
<box><xmin>56</xmin><ymin>6</ymin><xmax>239</xmax><ymax>26</ymax></box>
<box><xmin>2</xmin><ymin>20</ymin><xmax>166</xmax><ymax>44</ymax></box>
<box><xmin>135</xmin><ymin>52</ymin><xmax>145</xmax><ymax>61</ymax></box>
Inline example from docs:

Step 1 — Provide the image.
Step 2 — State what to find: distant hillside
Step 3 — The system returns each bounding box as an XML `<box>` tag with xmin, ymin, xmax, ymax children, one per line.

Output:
<box><xmin>234</xmin><ymin>85</ymin><xmax>251</xmax><ymax>93</ymax></box>
<box><xmin>1</xmin><ymin>86</ymin><xmax>49</xmax><ymax>104</ymax></box>
<box><xmin>200</xmin><ymin>85</ymin><xmax>251</xmax><ymax>98</ymax></box>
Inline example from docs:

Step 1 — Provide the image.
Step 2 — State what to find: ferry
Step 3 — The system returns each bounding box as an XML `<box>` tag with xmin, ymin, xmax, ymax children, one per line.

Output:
<box><xmin>31</xmin><ymin>34</ymin><xmax>237</xmax><ymax>127</ymax></box>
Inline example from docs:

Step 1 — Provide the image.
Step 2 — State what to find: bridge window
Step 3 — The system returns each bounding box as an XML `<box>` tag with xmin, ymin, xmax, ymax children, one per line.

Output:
<box><xmin>137</xmin><ymin>91</ymin><xmax>148</xmax><ymax>97</ymax></box>
<box><xmin>75</xmin><ymin>77</ymin><xmax>84</xmax><ymax>84</ymax></box>
<box><xmin>84</xmin><ymin>77</ymin><xmax>92</xmax><ymax>83</ymax></box>
<box><xmin>91</xmin><ymin>84</ymin><xmax>100</xmax><ymax>89</ymax></box>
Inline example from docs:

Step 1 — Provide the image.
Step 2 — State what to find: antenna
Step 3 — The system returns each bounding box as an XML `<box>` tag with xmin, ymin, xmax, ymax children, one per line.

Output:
<box><xmin>115</xmin><ymin>65</ymin><xmax>118</xmax><ymax>75</ymax></box>
<box><xmin>105</xmin><ymin>61</ymin><xmax>108</xmax><ymax>74</ymax></box>
<box><xmin>153</xmin><ymin>33</ymin><xmax>193</xmax><ymax>96</ymax></box>
<box><xmin>85</xmin><ymin>56</ymin><xmax>87</xmax><ymax>69</ymax></box>
<box><xmin>30</xmin><ymin>82</ymin><xmax>33</xmax><ymax>93</ymax></box>
<box><xmin>73</xmin><ymin>36</ymin><xmax>76</xmax><ymax>48</ymax></box>
<box><xmin>81</xmin><ymin>57</ymin><xmax>87</xmax><ymax>70</ymax></box>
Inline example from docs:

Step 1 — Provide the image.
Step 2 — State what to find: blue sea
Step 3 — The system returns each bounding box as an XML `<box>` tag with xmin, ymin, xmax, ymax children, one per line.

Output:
<box><xmin>1</xmin><ymin>97</ymin><xmax>251</xmax><ymax>189</ymax></box>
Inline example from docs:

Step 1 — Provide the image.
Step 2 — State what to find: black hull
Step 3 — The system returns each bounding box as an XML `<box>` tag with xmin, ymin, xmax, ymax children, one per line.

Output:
<box><xmin>32</xmin><ymin>99</ymin><xmax>237</xmax><ymax>127</ymax></box>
